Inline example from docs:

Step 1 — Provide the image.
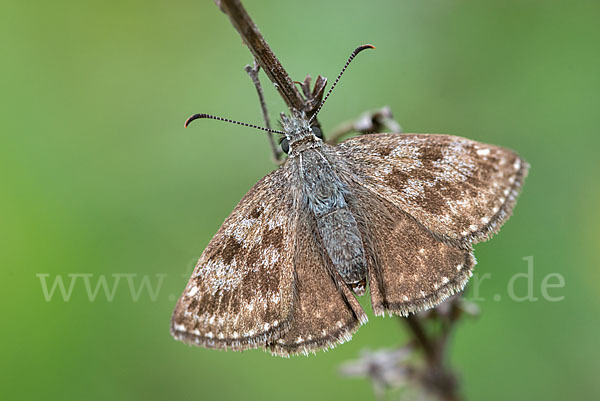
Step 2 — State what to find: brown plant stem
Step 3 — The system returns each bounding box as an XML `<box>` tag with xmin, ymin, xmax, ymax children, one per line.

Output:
<box><xmin>216</xmin><ymin>0</ymin><xmax>320</xmax><ymax>126</ymax></box>
<box><xmin>400</xmin><ymin>298</ymin><xmax>464</xmax><ymax>401</ymax></box>
<box><xmin>404</xmin><ymin>315</ymin><xmax>438</xmax><ymax>365</ymax></box>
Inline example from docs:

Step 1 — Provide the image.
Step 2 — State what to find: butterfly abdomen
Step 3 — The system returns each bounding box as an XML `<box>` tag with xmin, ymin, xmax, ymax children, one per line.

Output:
<box><xmin>316</xmin><ymin>208</ymin><xmax>367</xmax><ymax>285</ymax></box>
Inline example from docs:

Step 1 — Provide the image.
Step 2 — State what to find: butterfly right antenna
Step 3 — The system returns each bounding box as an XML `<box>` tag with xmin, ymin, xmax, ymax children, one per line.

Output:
<box><xmin>308</xmin><ymin>44</ymin><xmax>375</xmax><ymax>125</ymax></box>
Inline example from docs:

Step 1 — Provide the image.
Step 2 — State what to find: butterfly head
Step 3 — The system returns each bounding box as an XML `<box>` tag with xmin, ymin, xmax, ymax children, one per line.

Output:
<box><xmin>279</xmin><ymin>110</ymin><xmax>324</xmax><ymax>156</ymax></box>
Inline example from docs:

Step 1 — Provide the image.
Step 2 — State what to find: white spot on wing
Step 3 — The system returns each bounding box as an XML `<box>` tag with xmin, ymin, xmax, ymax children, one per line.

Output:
<box><xmin>200</xmin><ymin>259</ymin><xmax>244</xmax><ymax>295</ymax></box>
<box><xmin>186</xmin><ymin>286</ymin><xmax>199</xmax><ymax>297</ymax></box>
<box><xmin>270</xmin><ymin>293</ymin><xmax>280</xmax><ymax>304</ymax></box>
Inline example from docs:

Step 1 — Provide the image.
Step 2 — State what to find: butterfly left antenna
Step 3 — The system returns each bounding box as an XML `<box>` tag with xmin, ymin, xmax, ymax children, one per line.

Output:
<box><xmin>184</xmin><ymin>113</ymin><xmax>286</xmax><ymax>135</ymax></box>
<box><xmin>308</xmin><ymin>44</ymin><xmax>375</xmax><ymax>125</ymax></box>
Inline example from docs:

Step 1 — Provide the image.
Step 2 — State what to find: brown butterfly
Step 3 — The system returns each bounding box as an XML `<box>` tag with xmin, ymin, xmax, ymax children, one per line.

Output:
<box><xmin>171</xmin><ymin>45</ymin><xmax>529</xmax><ymax>356</ymax></box>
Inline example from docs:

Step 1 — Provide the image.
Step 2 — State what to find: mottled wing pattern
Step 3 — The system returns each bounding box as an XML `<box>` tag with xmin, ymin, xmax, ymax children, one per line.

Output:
<box><xmin>269</xmin><ymin>210</ymin><xmax>367</xmax><ymax>356</ymax></box>
<box><xmin>337</xmin><ymin>134</ymin><xmax>529</xmax><ymax>245</ymax></box>
<box><xmin>347</xmin><ymin>184</ymin><xmax>475</xmax><ymax>316</ymax></box>
<box><xmin>171</xmin><ymin>168</ymin><xmax>297</xmax><ymax>350</ymax></box>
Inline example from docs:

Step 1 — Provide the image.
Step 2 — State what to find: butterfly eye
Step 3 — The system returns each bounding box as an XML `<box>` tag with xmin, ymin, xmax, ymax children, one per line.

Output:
<box><xmin>312</xmin><ymin>126</ymin><xmax>323</xmax><ymax>139</ymax></box>
<box><xmin>281</xmin><ymin>138</ymin><xmax>289</xmax><ymax>154</ymax></box>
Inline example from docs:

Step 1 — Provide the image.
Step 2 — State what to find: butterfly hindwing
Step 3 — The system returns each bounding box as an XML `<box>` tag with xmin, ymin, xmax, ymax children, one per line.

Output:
<box><xmin>269</xmin><ymin>209</ymin><xmax>367</xmax><ymax>356</ymax></box>
<box><xmin>337</xmin><ymin>133</ymin><xmax>529</xmax><ymax>246</ymax></box>
<box><xmin>346</xmin><ymin>183</ymin><xmax>475</xmax><ymax>316</ymax></box>
<box><xmin>171</xmin><ymin>168</ymin><xmax>297</xmax><ymax>350</ymax></box>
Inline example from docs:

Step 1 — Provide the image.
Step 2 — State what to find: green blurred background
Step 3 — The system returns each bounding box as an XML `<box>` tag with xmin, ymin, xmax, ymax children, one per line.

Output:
<box><xmin>2</xmin><ymin>0</ymin><xmax>599</xmax><ymax>400</ymax></box>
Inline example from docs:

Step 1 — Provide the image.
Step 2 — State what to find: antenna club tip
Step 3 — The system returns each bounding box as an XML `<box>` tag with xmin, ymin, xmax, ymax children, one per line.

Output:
<box><xmin>184</xmin><ymin>113</ymin><xmax>202</xmax><ymax>128</ymax></box>
<box><xmin>357</xmin><ymin>44</ymin><xmax>375</xmax><ymax>53</ymax></box>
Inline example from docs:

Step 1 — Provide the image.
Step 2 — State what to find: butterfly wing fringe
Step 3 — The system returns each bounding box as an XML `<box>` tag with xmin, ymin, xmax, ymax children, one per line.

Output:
<box><xmin>170</xmin><ymin>317</ymin><xmax>292</xmax><ymax>351</ymax></box>
<box><xmin>462</xmin><ymin>157</ymin><xmax>529</xmax><ymax>244</ymax></box>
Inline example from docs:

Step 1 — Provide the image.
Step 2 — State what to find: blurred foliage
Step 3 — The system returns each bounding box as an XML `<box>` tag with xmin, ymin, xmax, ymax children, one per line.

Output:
<box><xmin>1</xmin><ymin>0</ymin><xmax>599</xmax><ymax>400</ymax></box>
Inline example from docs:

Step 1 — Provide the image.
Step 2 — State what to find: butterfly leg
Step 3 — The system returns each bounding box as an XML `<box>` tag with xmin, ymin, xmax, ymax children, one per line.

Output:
<box><xmin>244</xmin><ymin>60</ymin><xmax>283</xmax><ymax>164</ymax></box>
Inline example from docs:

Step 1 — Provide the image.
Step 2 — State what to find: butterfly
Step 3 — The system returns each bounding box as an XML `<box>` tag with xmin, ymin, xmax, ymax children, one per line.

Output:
<box><xmin>171</xmin><ymin>45</ymin><xmax>529</xmax><ymax>356</ymax></box>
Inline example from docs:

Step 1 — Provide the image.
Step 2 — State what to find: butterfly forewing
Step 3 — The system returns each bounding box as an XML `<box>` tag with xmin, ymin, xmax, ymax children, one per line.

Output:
<box><xmin>336</xmin><ymin>134</ymin><xmax>529</xmax><ymax>246</ymax></box>
<box><xmin>171</xmin><ymin>169</ymin><xmax>297</xmax><ymax>350</ymax></box>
